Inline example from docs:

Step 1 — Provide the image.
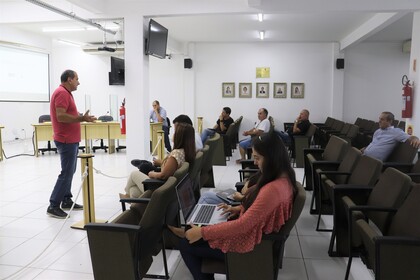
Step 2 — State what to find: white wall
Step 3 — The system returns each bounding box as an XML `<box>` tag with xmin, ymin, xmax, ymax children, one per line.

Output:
<box><xmin>0</xmin><ymin>27</ymin><xmax>410</xmax><ymax>145</ymax></box>
<box><xmin>0</xmin><ymin>26</ymin><xmax>51</xmax><ymax>141</ymax></box>
<box><xmin>0</xmin><ymin>25</ymin><xmax>126</xmax><ymax>142</ymax></box>
<box><xmin>343</xmin><ymin>42</ymin><xmax>410</xmax><ymax>123</ymax></box>
<box><xmin>193</xmin><ymin>43</ymin><xmax>335</xmax><ymax>137</ymax></box>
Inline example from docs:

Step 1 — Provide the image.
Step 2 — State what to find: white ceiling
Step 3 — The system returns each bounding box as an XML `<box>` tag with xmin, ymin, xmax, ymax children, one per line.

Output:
<box><xmin>0</xmin><ymin>0</ymin><xmax>416</xmax><ymax>49</ymax></box>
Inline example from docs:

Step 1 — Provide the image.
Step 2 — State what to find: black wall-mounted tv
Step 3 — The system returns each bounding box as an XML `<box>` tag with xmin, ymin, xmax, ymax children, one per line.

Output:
<box><xmin>145</xmin><ymin>19</ymin><xmax>168</xmax><ymax>59</ymax></box>
<box><xmin>109</xmin><ymin>56</ymin><xmax>125</xmax><ymax>85</ymax></box>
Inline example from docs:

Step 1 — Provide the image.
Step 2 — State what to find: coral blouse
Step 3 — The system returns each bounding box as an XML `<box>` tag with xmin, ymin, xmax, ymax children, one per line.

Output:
<box><xmin>201</xmin><ymin>177</ymin><xmax>294</xmax><ymax>253</ymax></box>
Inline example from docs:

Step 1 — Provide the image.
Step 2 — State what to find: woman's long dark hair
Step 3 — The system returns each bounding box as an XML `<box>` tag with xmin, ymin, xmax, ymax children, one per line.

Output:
<box><xmin>242</xmin><ymin>132</ymin><xmax>297</xmax><ymax>211</ymax></box>
<box><xmin>173</xmin><ymin>123</ymin><xmax>196</xmax><ymax>164</ymax></box>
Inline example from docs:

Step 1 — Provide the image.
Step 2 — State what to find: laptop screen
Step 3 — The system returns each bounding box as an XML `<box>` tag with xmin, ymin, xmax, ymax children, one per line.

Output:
<box><xmin>175</xmin><ymin>175</ymin><xmax>196</xmax><ymax>221</ymax></box>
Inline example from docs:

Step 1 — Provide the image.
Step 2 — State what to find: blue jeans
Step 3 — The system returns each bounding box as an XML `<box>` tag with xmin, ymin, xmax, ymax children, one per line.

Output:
<box><xmin>275</xmin><ymin>130</ymin><xmax>292</xmax><ymax>145</ymax></box>
<box><xmin>239</xmin><ymin>137</ymin><xmax>252</xmax><ymax>150</ymax></box>
<box><xmin>201</xmin><ymin>129</ymin><xmax>216</xmax><ymax>144</ymax></box>
<box><xmin>49</xmin><ymin>141</ymin><xmax>79</xmax><ymax>208</ymax></box>
<box><xmin>179</xmin><ymin>238</ymin><xmax>225</xmax><ymax>280</ymax></box>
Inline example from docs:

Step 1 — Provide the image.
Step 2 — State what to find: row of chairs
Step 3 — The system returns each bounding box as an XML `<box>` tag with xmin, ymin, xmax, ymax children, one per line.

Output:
<box><xmin>85</xmin><ymin>129</ymin><xmax>307</xmax><ymax>279</ymax></box>
<box><xmin>302</xmin><ymin>134</ymin><xmax>420</xmax><ymax>279</ymax></box>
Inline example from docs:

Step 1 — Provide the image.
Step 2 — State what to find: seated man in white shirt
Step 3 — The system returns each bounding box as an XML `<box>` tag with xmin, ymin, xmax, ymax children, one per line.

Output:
<box><xmin>236</xmin><ymin>108</ymin><xmax>270</xmax><ymax>163</ymax></box>
<box><xmin>362</xmin><ymin>111</ymin><xmax>420</xmax><ymax>161</ymax></box>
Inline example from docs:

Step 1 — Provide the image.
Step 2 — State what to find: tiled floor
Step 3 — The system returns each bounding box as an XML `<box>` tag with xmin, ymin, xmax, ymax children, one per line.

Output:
<box><xmin>0</xmin><ymin>139</ymin><xmax>374</xmax><ymax>279</ymax></box>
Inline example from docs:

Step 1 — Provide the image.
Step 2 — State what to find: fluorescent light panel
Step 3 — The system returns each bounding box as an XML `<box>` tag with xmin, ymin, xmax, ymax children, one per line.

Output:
<box><xmin>56</xmin><ymin>39</ymin><xmax>84</xmax><ymax>47</ymax></box>
<box><xmin>259</xmin><ymin>30</ymin><xmax>265</xmax><ymax>40</ymax></box>
<box><xmin>258</xmin><ymin>13</ymin><xmax>263</xmax><ymax>22</ymax></box>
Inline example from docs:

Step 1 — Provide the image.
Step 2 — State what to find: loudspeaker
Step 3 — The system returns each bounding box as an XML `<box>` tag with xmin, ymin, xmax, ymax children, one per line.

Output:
<box><xmin>336</xmin><ymin>58</ymin><xmax>345</xmax><ymax>69</ymax></box>
<box><xmin>184</xmin><ymin>58</ymin><xmax>193</xmax><ymax>69</ymax></box>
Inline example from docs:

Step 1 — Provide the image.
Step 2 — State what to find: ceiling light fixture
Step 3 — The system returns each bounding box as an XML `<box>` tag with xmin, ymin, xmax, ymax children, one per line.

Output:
<box><xmin>259</xmin><ymin>30</ymin><xmax>265</xmax><ymax>40</ymax></box>
<box><xmin>25</xmin><ymin>0</ymin><xmax>117</xmax><ymax>35</ymax></box>
<box><xmin>258</xmin><ymin>13</ymin><xmax>264</xmax><ymax>22</ymax></box>
<box><xmin>57</xmin><ymin>39</ymin><xmax>84</xmax><ymax>47</ymax></box>
<box><xmin>43</xmin><ymin>27</ymin><xmax>88</xmax><ymax>32</ymax></box>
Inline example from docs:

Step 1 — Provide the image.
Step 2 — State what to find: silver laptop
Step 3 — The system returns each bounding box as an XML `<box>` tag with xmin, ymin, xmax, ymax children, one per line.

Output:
<box><xmin>176</xmin><ymin>175</ymin><xmax>228</xmax><ymax>226</ymax></box>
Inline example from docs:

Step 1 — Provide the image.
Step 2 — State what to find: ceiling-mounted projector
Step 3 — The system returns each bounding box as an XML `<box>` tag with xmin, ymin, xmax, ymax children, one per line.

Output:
<box><xmin>98</xmin><ymin>46</ymin><xmax>116</xmax><ymax>52</ymax></box>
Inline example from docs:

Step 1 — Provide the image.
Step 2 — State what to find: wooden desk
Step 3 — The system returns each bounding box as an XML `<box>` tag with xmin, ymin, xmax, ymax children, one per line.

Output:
<box><xmin>0</xmin><ymin>126</ymin><xmax>4</xmax><ymax>161</ymax></box>
<box><xmin>32</xmin><ymin>123</ymin><xmax>54</xmax><ymax>157</ymax></box>
<box><xmin>32</xmin><ymin>122</ymin><xmax>124</xmax><ymax>156</ymax></box>
<box><xmin>108</xmin><ymin>122</ymin><xmax>126</xmax><ymax>153</ymax></box>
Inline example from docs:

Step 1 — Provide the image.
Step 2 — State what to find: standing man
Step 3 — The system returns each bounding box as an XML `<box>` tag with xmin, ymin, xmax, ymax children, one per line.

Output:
<box><xmin>362</xmin><ymin>111</ymin><xmax>420</xmax><ymax>161</ymax></box>
<box><xmin>237</xmin><ymin>108</ymin><xmax>270</xmax><ymax>163</ymax></box>
<box><xmin>201</xmin><ymin>107</ymin><xmax>234</xmax><ymax>144</ymax></box>
<box><xmin>47</xmin><ymin>70</ymin><xmax>96</xmax><ymax>219</ymax></box>
<box><xmin>150</xmin><ymin>100</ymin><xmax>171</xmax><ymax>152</ymax></box>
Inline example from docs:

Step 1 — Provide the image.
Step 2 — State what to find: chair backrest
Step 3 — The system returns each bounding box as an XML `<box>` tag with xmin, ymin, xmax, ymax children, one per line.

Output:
<box><xmin>334</xmin><ymin>147</ymin><xmax>362</xmax><ymax>184</ymax></box>
<box><xmin>385</xmin><ymin>140</ymin><xmax>418</xmax><ymax>163</ymax></box>
<box><xmin>85</xmin><ymin>177</ymin><xmax>178</xmax><ymax>280</ymax></box>
<box><xmin>324</xmin><ymin>117</ymin><xmax>335</xmax><ymax>127</ymax></box>
<box><xmin>347</xmin><ymin>155</ymin><xmax>383</xmax><ymax>185</ymax></box>
<box><xmin>38</xmin><ymin>114</ymin><xmax>51</xmax><ymax>123</ymax></box>
<box><xmin>277</xmin><ymin>181</ymin><xmax>306</xmax><ymax>236</ymax></box>
<box><xmin>173</xmin><ymin>162</ymin><xmax>189</xmax><ymax>183</ymax></box>
<box><xmin>411</xmin><ymin>159</ymin><xmax>420</xmax><ymax>173</ymax></box>
<box><xmin>397</xmin><ymin>120</ymin><xmax>406</xmax><ymax>131</ymax></box>
<box><xmin>366</xmin><ymin>167</ymin><xmax>412</xmax><ymax>233</ymax></box>
<box><xmin>340</xmin><ymin>123</ymin><xmax>351</xmax><ymax>135</ymax></box>
<box><xmin>305</xmin><ymin>124</ymin><xmax>317</xmax><ymax>137</ymax></box>
<box><xmin>346</xmin><ymin>124</ymin><xmax>359</xmax><ymax>139</ymax></box>
<box><xmin>354</xmin><ymin>117</ymin><xmax>363</xmax><ymax>127</ymax></box>
<box><xmin>85</xmin><ymin>223</ymin><xmax>141</xmax><ymax>280</ymax></box>
<box><xmin>268</xmin><ymin>116</ymin><xmax>275</xmax><ymax>133</ymax></box>
<box><xmin>98</xmin><ymin>115</ymin><xmax>114</xmax><ymax>122</ymax></box>
<box><xmin>189</xmin><ymin>151</ymin><xmax>204</xmax><ymax>197</ymax></box>
<box><xmin>388</xmin><ymin>184</ymin><xmax>420</xmax><ymax>237</ymax></box>
<box><xmin>323</xmin><ymin>135</ymin><xmax>349</xmax><ymax>161</ymax></box>
<box><xmin>224</xmin><ymin>182</ymin><xmax>306</xmax><ymax>280</ymax></box>
<box><xmin>201</xmin><ymin>135</ymin><xmax>219</xmax><ymax>187</ymax></box>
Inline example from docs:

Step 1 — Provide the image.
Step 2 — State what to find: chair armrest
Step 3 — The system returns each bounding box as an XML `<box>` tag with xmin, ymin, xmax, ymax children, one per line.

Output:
<box><xmin>238</xmin><ymin>169</ymin><xmax>259</xmax><ymax>181</ymax></box>
<box><xmin>318</xmin><ymin>170</ymin><xmax>351</xmax><ymax>176</ymax></box>
<box><xmin>383</xmin><ymin>162</ymin><xmax>414</xmax><ymax>172</ymax></box>
<box><xmin>235</xmin><ymin>182</ymin><xmax>245</xmax><ymax>192</ymax></box>
<box><xmin>240</xmin><ymin>159</ymin><xmax>257</xmax><ymax>169</ymax></box>
<box><xmin>85</xmin><ymin>223</ymin><xmax>140</xmax><ymax>232</ymax></box>
<box><xmin>348</xmin><ymin>205</ymin><xmax>397</xmax><ymax>215</ymax></box>
<box><xmin>120</xmin><ymin>197</ymin><xmax>151</xmax><ymax>211</ymax></box>
<box><xmin>304</xmin><ymin>148</ymin><xmax>324</xmax><ymax>155</ymax></box>
<box><xmin>375</xmin><ymin>236</ymin><xmax>420</xmax><ymax>280</ymax></box>
<box><xmin>143</xmin><ymin>178</ymin><xmax>165</xmax><ymax>191</ymax></box>
<box><xmin>407</xmin><ymin>173</ymin><xmax>420</xmax><ymax>182</ymax></box>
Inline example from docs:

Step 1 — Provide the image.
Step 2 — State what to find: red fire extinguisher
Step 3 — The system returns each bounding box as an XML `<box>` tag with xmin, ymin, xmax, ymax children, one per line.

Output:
<box><xmin>119</xmin><ymin>98</ymin><xmax>126</xmax><ymax>135</ymax></box>
<box><xmin>402</xmin><ymin>75</ymin><xmax>413</xmax><ymax>118</ymax></box>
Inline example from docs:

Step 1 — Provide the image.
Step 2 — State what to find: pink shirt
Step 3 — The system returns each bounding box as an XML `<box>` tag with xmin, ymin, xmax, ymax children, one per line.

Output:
<box><xmin>50</xmin><ymin>85</ymin><xmax>81</xmax><ymax>143</ymax></box>
<box><xmin>202</xmin><ymin>177</ymin><xmax>294</xmax><ymax>253</ymax></box>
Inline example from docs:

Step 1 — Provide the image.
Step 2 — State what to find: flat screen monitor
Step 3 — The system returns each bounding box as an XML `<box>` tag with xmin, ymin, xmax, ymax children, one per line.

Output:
<box><xmin>109</xmin><ymin>56</ymin><xmax>124</xmax><ymax>85</ymax></box>
<box><xmin>146</xmin><ymin>19</ymin><xmax>168</xmax><ymax>59</ymax></box>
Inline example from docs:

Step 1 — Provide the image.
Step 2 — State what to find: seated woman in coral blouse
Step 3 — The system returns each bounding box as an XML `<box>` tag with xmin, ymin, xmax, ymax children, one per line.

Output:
<box><xmin>178</xmin><ymin>132</ymin><xmax>297</xmax><ymax>280</ymax></box>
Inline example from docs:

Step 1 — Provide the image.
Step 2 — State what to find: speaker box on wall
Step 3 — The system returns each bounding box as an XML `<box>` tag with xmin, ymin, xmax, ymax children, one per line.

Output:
<box><xmin>336</xmin><ymin>58</ymin><xmax>345</xmax><ymax>69</ymax></box>
<box><xmin>184</xmin><ymin>58</ymin><xmax>193</xmax><ymax>69</ymax></box>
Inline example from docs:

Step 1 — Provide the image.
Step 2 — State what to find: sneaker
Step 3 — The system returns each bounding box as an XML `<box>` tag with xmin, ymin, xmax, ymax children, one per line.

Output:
<box><xmin>61</xmin><ymin>200</ymin><xmax>83</xmax><ymax>210</ymax></box>
<box><xmin>47</xmin><ymin>206</ymin><xmax>69</xmax><ymax>219</ymax></box>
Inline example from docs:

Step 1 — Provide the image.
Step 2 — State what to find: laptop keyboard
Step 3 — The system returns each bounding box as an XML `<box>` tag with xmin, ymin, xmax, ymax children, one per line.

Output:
<box><xmin>194</xmin><ymin>205</ymin><xmax>216</xmax><ymax>224</ymax></box>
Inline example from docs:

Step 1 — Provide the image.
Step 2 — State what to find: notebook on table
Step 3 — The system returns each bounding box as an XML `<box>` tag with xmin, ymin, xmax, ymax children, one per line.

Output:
<box><xmin>176</xmin><ymin>175</ymin><xmax>228</xmax><ymax>226</ymax></box>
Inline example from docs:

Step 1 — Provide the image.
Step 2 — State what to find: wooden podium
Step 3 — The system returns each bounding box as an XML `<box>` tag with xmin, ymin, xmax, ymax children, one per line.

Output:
<box><xmin>150</xmin><ymin>122</ymin><xmax>163</xmax><ymax>156</ymax></box>
<box><xmin>71</xmin><ymin>154</ymin><xmax>106</xmax><ymax>229</ymax></box>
